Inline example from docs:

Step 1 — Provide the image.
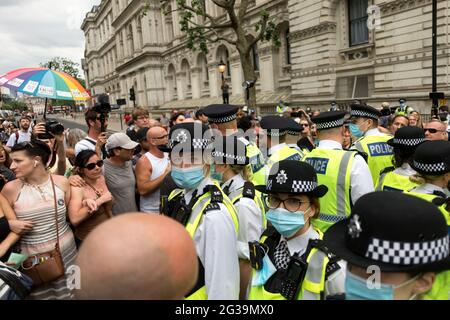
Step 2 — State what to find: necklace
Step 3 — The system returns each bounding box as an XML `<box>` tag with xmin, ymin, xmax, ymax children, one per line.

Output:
<box><xmin>24</xmin><ymin>176</ymin><xmax>51</xmax><ymax>201</ymax></box>
<box><xmin>84</xmin><ymin>180</ymin><xmax>102</xmax><ymax>199</ymax></box>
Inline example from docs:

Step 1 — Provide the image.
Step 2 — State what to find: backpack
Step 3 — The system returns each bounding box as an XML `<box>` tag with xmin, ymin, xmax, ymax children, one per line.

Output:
<box><xmin>0</xmin><ymin>262</ymin><xmax>33</xmax><ymax>300</ymax></box>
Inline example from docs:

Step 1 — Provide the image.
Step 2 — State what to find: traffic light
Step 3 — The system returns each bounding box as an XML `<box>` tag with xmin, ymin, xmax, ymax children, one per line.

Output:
<box><xmin>129</xmin><ymin>87</ymin><xmax>136</xmax><ymax>101</ymax></box>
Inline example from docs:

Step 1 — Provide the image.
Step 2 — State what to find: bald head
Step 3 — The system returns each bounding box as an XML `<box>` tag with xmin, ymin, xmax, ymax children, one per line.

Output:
<box><xmin>75</xmin><ymin>213</ymin><xmax>198</xmax><ymax>300</ymax></box>
<box><xmin>147</xmin><ymin>126</ymin><xmax>168</xmax><ymax>149</ymax></box>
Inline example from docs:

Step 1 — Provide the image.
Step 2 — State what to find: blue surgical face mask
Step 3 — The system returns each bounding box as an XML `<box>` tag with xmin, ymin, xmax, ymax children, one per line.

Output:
<box><xmin>349</xmin><ymin>123</ymin><xmax>364</xmax><ymax>139</ymax></box>
<box><xmin>171</xmin><ymin>165</ymin><xmax>204</xmax><ymax>190</ymax></box>
<box><xmin>345</xmin><ymin>270</ymin><xmax>419</xmax><ymax>300</ymax></box>
<box><xmin>266</xmin><ymin>207</ymin><xmax>309</xmax><ymax>238</ymax></box>
<box><xmin>251</xmin><ymin>254</ymin><xmax>277</xmax><ymax>287</ymax></box>
<box><xmin>210</xmin><ymin>164</ymin><xmax>224</xmax><ymax>182</ymax></box>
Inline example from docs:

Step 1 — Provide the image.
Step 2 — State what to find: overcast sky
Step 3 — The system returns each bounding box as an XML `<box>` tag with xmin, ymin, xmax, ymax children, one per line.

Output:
<box><xmin>0</xmin><ymin>0</ymin><xmax>100</xmax><ymax>78</ymax></box>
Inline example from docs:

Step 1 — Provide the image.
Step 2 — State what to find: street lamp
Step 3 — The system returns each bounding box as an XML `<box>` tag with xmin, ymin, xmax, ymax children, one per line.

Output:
<box><xmin>218</xmin><ymin>59</ymin><xmax>226</xmax><ymax>81</ymax></box>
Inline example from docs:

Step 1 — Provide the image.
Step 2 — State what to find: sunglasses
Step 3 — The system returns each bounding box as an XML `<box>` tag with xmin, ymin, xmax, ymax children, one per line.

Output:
<box><xmin>84</xmin><ymin>160</ymin><xmax>104</xmax><ymax>170</ymax></box>
<box><xmin>301</xmin><ymin>124</ymin><xmax>309</xmax><ymax>127</ymax></box>
<box><xmin>423</xmin><ymin>128</ymin><xmax>444</xmax><ymax>134</ymax></box>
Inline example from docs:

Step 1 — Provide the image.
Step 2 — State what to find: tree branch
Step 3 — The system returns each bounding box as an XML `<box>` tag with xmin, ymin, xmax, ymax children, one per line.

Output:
<box><xmin>186</xmin><ymin>19</ymin><xmax>232</xmax><ymax>30</ymax></box>
<box><xmin>238</xmin><ymin>0</ymin><xmax>250</xmax><ymax>21</ymax></box>
<box><xmin>204</xmin><ymin>34</ymin><xmax>237</xmax><ymax>46</ymax></box>
<box><xmin>250</xmin><ymin>15</ymin><xmax>269</xmax><ymax>49</ymax></box>
<box><xmin>211</xmin><ymin>0</ymin><xmax>235</xmax><ymax>9</ymax></box>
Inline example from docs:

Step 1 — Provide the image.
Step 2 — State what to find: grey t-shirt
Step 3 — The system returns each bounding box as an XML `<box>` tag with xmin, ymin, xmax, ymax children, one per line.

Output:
<box><xmin>103</xmin><ymin>159</ymin><xmax>138</xmax><ymax>215</ymax></box>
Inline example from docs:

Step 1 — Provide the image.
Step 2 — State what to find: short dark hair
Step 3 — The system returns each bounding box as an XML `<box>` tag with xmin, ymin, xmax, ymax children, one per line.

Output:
<box><xmin>11</xmin><ymin>139</ymin><xmax>52</xmax><ymax>166</ymax></box>
<box><xmin>85</xmin><ymin>108</ymin><xmax>98</xmax><ymax>128</ymax></box>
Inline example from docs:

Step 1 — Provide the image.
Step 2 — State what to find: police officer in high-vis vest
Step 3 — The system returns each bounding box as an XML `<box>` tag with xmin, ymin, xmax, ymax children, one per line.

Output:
<box><xmin>302</xmin><ymin>111</ymin><xmax>373</xmax><ymax>233</ymax></box>
<box><xmin>202</xmin><ymin>104</ymin><xmax>266</xmax><ymax>186</ymax></box>
<box><xmin>210</xmin><ymin>136</ymin><xmax>266</xmax><ymax>299</ymax></box>
<box><xmin>405</xmin><ymin>140</ymin><xmax>450</xmax><ymax>300</ymax></box>
<box><xmin>159</xmin><ymin>122</ymin><xmax>240</xmax><ymax>300</ymax></box>
<box><xmin>394</xmin><ymin>98</ymin><xmax>414</xmax><ymax>117</ymax></box>
<box><xmin>375</xmin><ymin>126</ymin><xmax>425</xmax><ymax>192</ymax></box>
<box><xmin>324</xmin><ymin>192</ymin><xmax>450</xmax><ymax>300</ymax></box>
<box><xmin>349</xmin><ymin>103</ymin><xmax>394</xmax><ymax>185</ymax></box>
<box><xmin>261</xmin><ymin>116</ymin><xmax>304</xmax><ymax>171</ymax></box>
<box><xmin>247</xmin><ymin>160</ymin><xmax>346</xmax><ymax>300</ymax></box>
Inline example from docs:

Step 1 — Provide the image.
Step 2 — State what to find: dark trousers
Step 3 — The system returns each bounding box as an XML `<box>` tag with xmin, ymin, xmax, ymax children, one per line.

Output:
<box><xmin>223</xmin><ymin>93</ymin><xmax>229</xmax><ymax>104</ymax></box>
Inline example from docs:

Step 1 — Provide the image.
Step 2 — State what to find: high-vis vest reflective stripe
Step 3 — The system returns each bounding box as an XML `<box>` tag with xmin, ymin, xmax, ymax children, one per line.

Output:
<box><xmin>403</xmin><ymin>191</ymin><xmax>450</xmax><ymax>301</ymax></box>
<box><xmin>168</xmin><ymin>181</ymin><xmax>239</xmax><ymax>300</ymax></box>
<box><xmin>302</xmin><ymin>149</ymin><xmax>355</xmax><ymax>233</ymax></box>
<box><xmin>375</xmin><ymin>170</ymin><xmax>419</xmax><ymax>192</ymax></box>
<box><xmin>248</xmin><ymin>228</ymin><xmax>330</xmax><ymax>300</ymax></box>
<box><xmin>353</xmin><ymin>134</ymin><xmax>393</xmax><ymax>186</ymax></box>
<box><xmin>239</xmin><ymin>137</ymin><xmax>266</xmax><ymax>186</ymax></box>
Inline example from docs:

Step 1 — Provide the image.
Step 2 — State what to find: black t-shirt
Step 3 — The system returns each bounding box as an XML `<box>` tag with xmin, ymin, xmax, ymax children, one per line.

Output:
<box><xmin>126</xmin><ymin>127</ymin><xmax>142</xmax><ymax>155</ymax></box>
<box><xmin>297</xmin><ymin>137</ymin><xmax>315</xmax><ymax>152</ymax></box>
<box><xmin>0</xmin><ymin>216</ymin><xmax>10</xmax><ymax>262</ymax></box>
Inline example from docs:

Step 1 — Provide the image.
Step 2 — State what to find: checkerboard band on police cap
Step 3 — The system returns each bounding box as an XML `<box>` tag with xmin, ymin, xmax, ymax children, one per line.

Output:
<box><xmin>324</xmin><ymin>191</ymin><xmax>450</xmax><ymax>273</ymax></box>
<box><xmin>202</xmin><ymin>104</ymin><xmax>239</xmax><ymax>124</ymax></box>
<box><xmin>409</xmin><ymin>140</ymin><xmax>450</xmax><ymax>176</ymax></box>
<box><xmin>387</xmin><ymin>126</ymin><xmax>425</xmax><ymax>149</ymax></box>
<box><xmin>158</xmin><ymin>122</ymin><xmax>212</xmax><ymax>153</ymax></box>
<box><xmin>211</xmin><ymin>136</ymin><xmax>249</xmax><ymax>165</ymax></box>
<box><xmin>311</xmin><ymin>111</ymin><xmax>347</xmax><ymax>131</ymax></box>
<box><xmin>255</xmin><ymin>160</ymin><xmax>328</xmax><ymax>198</ymax></box>
<box><xmin>350</xmin><ymin>103</ymin><xmax>381</xmax><ymax>120</ymax></box>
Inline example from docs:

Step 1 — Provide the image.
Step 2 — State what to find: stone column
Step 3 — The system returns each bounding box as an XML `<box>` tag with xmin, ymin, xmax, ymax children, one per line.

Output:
<box><xmin>191</xmin><ymin>67</ymin><xmax>202</xmax><ymax>99</ymax></box>
<box><xmin>176</xmin><ymin>71</ymin><xmax>185</xmax><ymax>100</ymax></box>
<box><xmin>230</xmin><ymin>55</ymin><xmax>243</xmax><ymax>97</ymax></box>
<box><xmin>207</xmin><ymin>63</ymin><xmax>220</xmax><ymax>98</ymax></box>
<box><xmin>258</xmin><ymin>45</ymin><xmax>277</xmax><ymax>92</ymax></box>
<box><xmin>141</xmin><ymin>14</ymin><xmax>151</xmax><ymax>46</ymax></box>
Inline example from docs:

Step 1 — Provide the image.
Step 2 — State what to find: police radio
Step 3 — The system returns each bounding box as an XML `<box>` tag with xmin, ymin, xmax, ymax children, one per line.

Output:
<box><xmin>280</xmin><ymin>252</ymin><xmax>308</xmax><ymax>300</ymax></box>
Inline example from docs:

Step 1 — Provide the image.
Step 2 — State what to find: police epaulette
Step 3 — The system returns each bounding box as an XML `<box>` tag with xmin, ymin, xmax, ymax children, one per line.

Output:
<box><xmin>208</xmin><ymin>185</ymin><xmax>223</xmax><ymax>203</ymax></box>
<box><xmin>242</xmin><ymin>181</ymin><xmax>255</xmax><ymax>199</ymax></box>
<box><xmin>205</xmin><ymin>202</ymin><xmax>221</xmax><ymax>212</ymax></box>
<box><xmin>308</xmin><ymin>239</ymin><xmax>341</xmax><ymax>278</ymax></box>
<box><xmin>380</xmin><ymin>166</ymin><xmax>395</xmax><ymax>175</ymax></box>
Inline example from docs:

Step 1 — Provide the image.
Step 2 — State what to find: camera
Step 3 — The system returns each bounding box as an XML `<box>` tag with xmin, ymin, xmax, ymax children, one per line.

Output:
<box><xmin>242</xmin><ymin>80</ymin><xmax>256</xmax><ymax>89</ymax></box>
<box><xmin>93</xmin><ymin>93</ymin><xmax>111</xmax><ymax>132</ymax></box>
<box><xmin>37</xmin><ymin>120</ymin><xmax>64</xmax><ymax>139</ymax></box>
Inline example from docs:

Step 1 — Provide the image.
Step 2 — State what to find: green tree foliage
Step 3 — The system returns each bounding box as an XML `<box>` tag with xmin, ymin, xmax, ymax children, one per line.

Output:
<box><xmin>150</xmin><ymin>0</ymin><xmax>280</xmax><ymax>108</ymax></box>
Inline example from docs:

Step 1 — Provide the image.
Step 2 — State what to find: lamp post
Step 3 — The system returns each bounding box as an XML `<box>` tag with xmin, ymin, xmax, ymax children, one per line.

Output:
<box><xmin>218</xmin><ymin>59</ymin><xmax>226</xmax><ymax>82</ymax></box>
<box><xmin>429</xmin><ymin>0</ymin><xmax>444</xmax><ymax>118</ymax></box>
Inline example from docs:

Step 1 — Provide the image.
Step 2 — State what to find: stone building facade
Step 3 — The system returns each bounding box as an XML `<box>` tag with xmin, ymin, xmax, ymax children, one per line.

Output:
<box><xmin>81</xmin><ymin>0</ymin><xmax>450</xmax><ymax>115</ymax></box>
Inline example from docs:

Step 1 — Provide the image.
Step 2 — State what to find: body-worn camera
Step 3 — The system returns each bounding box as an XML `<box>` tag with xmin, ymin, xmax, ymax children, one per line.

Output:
<box><xmin>93</xmin><ymin>93</ymin><xmax>111</xmax><ymax>133</ymax></box>
<box><xmin>37</xmin><ymin>120</ymin><xmax>64</xmax><ymax>139</ymax></box>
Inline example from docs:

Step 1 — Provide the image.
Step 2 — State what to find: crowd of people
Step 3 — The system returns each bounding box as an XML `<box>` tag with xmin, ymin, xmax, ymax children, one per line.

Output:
<box><xmin>0</xmin><ymin>99</ymin><xmax>449</xmax><ymax>301</ymax></box>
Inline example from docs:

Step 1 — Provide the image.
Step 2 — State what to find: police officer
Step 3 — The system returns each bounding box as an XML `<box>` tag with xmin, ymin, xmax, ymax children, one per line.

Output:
<box><xmin>210</xmin><ymin>136</ymin><xmax>266</xmax><ymax>299</ymax></box>
<box><xmin>324</xmin><ymin>192</ymin><xmax>450</xmax><ymax>300</ymax></box>
<box><xmin>159</xmin><ymin>122</ymin><xmax>240</xmax><ymax>300</ymax></box>
<box><xmin>395</xmin><ymin>98</ymin><xmax>414</xmax><ymax>116</ymax></box>
<box><xmin>261</xmin><ymin>116</ymin><xmax>304</xmax><ymax>171</ymax></box>
<box><xmin>302</xmin><ymin>111</ymin><xmax>373</xmax><ymax>233</ymax></box>
<box><xmin>349</xmin><ymin>103</ymin><xmax>394</xmax><ymax>185</ymax></box>
<box><xmin>247</xmin><ymin>160</ymin><xmax>345</xmax><ymax>300</ymax></box>
<box><xmin>375</xmin><ymin>126</ymin><xmax>425</xmax><ymax>192</ymax></box>
<box><xmin>202</xmin><ymin>104</ymin><xmax>266</xmax><ymax>186</ymax></box>
<box><xmin>405</xmin><ymin>140</ymin><xmax>450</xmax><ymax>300</ymax></box>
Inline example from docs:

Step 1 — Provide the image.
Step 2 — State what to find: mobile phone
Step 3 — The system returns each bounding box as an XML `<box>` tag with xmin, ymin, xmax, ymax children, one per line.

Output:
<box><xmin>280</xmin><ymin>253</ymin><xmax>307</xmax><ymax>300</ymax></box>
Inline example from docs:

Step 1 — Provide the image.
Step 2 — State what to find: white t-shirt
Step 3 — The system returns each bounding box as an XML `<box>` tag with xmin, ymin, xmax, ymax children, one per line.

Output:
<box><xmin>74</xmin><ymin>137</ymin><xmax>97</xmax><ymax>156</ymax></box>
<box><xmin>6</xmin><ymin>130</ymin><xmax>31</xmax><ymax>147</ymax></box>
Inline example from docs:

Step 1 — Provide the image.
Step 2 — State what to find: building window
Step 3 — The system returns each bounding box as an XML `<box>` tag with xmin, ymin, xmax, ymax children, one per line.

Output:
<box><xmin>251</xmin><ymin>43</ymin><xmax>260</xmax><ymax>71</ymax></box>
<box><xmin>348</xmin><ymin>0</ymin><xmax>369</xmax><ymax>47</ymax></box>
<box><xmin>285</xmin><ymin>28</ymin><xmax>291</xmax><ymax>65</ymax></box>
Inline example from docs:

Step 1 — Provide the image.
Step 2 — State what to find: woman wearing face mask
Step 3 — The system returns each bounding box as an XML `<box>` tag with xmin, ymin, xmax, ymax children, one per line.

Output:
<box><xmin>2</xmin><ymin>140</ymin><xmax>76</xmax><ymax>299</ymax></box>
<box><xmin>159</xmin><ymin>122</ymin><xmax>240</xmax><ymax>300</ymax></box>
<box><xmin>247</xmin><ymin>160</ymin><xmax>346</xmax><ymax>300</ymax></box>
<box><xmin>324</xmin><ymin>192</ymin><xmax>449</xmax><ymax>300</ymax></box>
<box><xmin>68</xmin><ymin>150</ymin><xmax>113</xmax><ymax>247</ymax></box>
<box><xmin>210</xmin><ymin>136</ymin><xmax>266</xmax><ymax>299</ymax></box>
<box><xmin>375</xmin><ymin>126</ymin><xmax>425</xmax><ymax>192</ymax></box>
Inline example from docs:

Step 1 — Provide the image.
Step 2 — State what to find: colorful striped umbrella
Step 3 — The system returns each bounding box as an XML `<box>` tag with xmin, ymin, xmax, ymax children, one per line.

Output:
<box><xmin>0</xmin><ymin>68</ymin><xmax>90</xmax><ymax>101</ymax></box>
